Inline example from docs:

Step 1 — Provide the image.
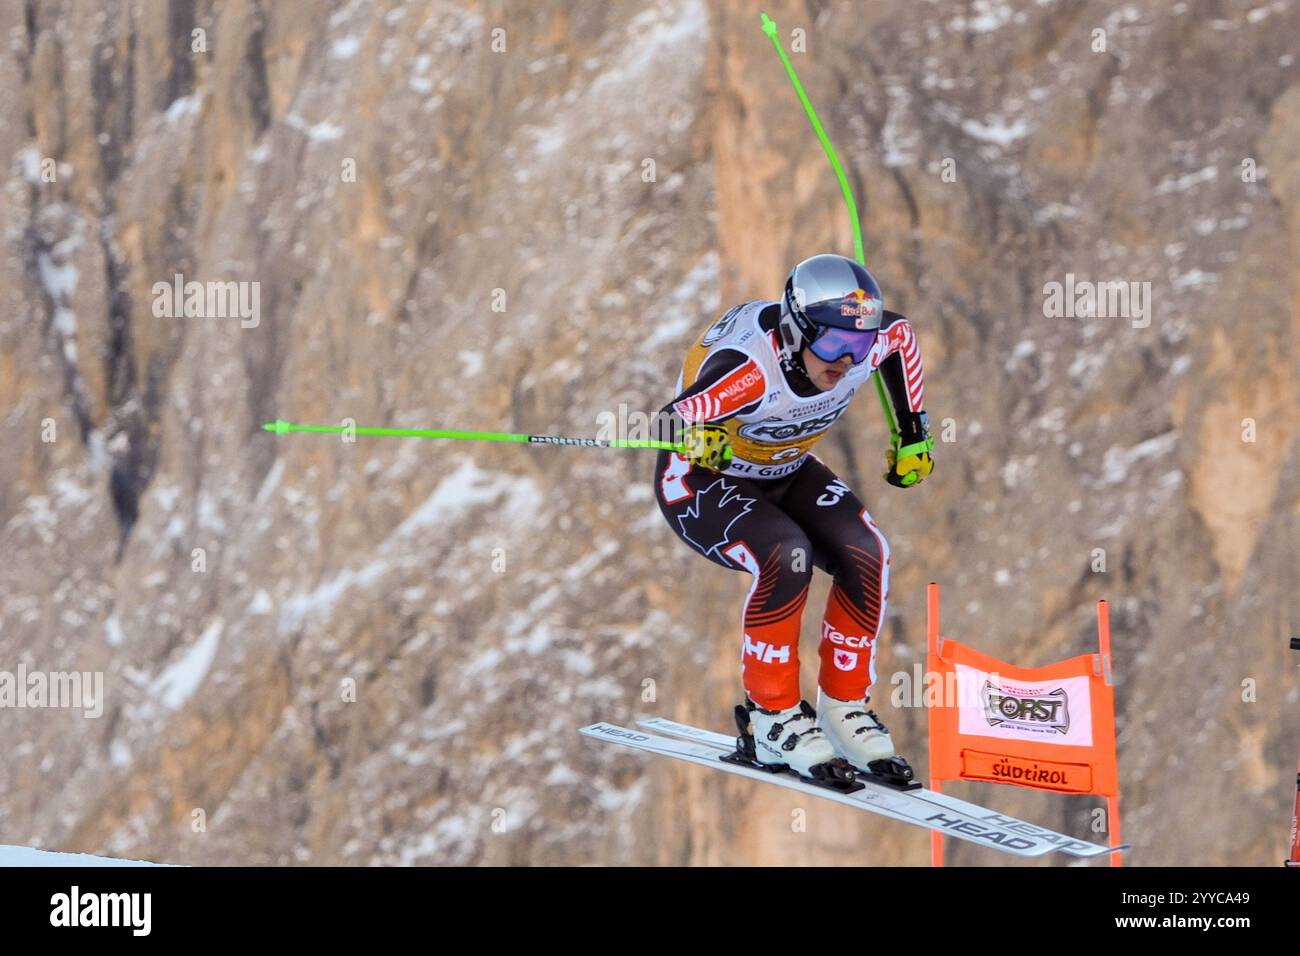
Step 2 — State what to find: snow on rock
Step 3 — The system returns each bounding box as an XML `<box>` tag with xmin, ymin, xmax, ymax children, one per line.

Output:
<box><xmin>331</xmin><ymin>35</ymin><xmax>361</xmax><ymax>60</ymax></box>
<box><xmin>1153</xmin><ymin>165</ymin><xmax>1218</xmax><ymax>195</ymax></box>
<box><xmin>16</xmin><ymin>145</ymin><xmax>44</xmax><ymax>182</ymax></box>
<box><xmin>285</xmin><ymin>113</ymin><xmax>345</xmax><ymax>142</ymax></box>
<box><xmin>640</xmin><ymin>251</ymin><xmax>719</xmax><ymax>352</ymax></box>
<box><xmin>881</xmin><ymin>91</ymin><xmax>920</xmax><ymax>167</ymax></box>
<box><xmin>279</xmin><ymin>560</ymin><xmax>390</xmax><ymax>634</ymax></box>
<box><xmin>277</xmin><ymin>462</ymin><xmax>543</xmax><ymax>634</ymax></box>
<box><xmin>110</xmin><ymin>739</ymin><xmax>133</xmax><ymax>767</ymax></box>
<box><xmin>458</xmin><ymin>350</ymin><xmax>484</xmax><ymax>376</ymax></box>
<box><xmin>961</xmin><ymin>115</ymin><xmax>1031</xmax><ymax>145</ymax></box>
<box><xmin>598</xmin><ymin>0</ymin><xmax>707</xmax><ymax>91</ymax></box>
<box><xmin>248</xmin><ymin>590</ymin><xmax>273</xmax><ymax>615</ymax></box>
<box><xmin>37</xmin><ymin>252</ymin><xmax>79</xmax><ymax>300</ymax></box>
<box><xmin>1101</xmin><ymin>431</ymin><xmax>1180</xmax><ymax>485</ymax></box>
<box><xmin>151</xmin><ymin>621</ymin><xmax>223</xmax><ymax>710</ymax></box>
<box><xmin>163</xmin><ymin>93</ymin><xmax>203</xmax><ymax>123</ymax></box>
<box><xmin>949</xmin><ymin>0</ymin><xmax>1016</xmax><ymax>34</ymax></box>
<box><xmin>391</xmin><ymin>461</ymin><xmax>543</xmax><ymax>540</ymax></box>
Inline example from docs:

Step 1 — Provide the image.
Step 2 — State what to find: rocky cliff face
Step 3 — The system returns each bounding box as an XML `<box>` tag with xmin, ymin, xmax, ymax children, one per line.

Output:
<box><xmin>1</xmin><ymin>0</ymin><xmax>1296</xmax><ymax>865</ymax></box>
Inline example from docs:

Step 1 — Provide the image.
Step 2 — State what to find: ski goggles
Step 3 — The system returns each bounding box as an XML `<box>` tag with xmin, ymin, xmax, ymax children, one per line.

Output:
<box><xmin>808</xmin><ymin>325</ymin><xmax>878</xmax><ymax>365</ymax></box>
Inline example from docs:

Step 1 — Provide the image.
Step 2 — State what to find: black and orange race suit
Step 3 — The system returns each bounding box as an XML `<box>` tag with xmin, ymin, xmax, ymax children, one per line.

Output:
<box><xmin>653</xmin><ymin>300</ymin><xmax>928</xmax><ymax>710</ymax></box>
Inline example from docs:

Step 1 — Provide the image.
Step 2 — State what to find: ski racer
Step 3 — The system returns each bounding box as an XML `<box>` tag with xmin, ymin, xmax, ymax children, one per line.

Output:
<box><xmin>653</xmin><ymin>253</ymin><xmax>933</xmax><ymax>781</ymax></box>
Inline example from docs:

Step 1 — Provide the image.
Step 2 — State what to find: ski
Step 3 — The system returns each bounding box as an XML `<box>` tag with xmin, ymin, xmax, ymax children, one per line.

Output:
<box><xmin>633</xmin><ymin>717</ymin><xmax>1126</xmax><ymax>860</ymax></box>
<box><xmin>581</xmin><ymin>721</ymin><xmax>1121</xmax><ymax>858</ymax></box>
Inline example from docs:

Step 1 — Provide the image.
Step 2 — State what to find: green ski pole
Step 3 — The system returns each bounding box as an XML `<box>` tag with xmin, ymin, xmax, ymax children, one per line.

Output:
<box><xmin>261</xmin><ymin>419</ymin><xmax>730</xmax><ymax>459</ymax></box>
<box><xmin>759</xmin><ymin>11</ymin><xmax>900</xmax><ymax>445</ymax></box>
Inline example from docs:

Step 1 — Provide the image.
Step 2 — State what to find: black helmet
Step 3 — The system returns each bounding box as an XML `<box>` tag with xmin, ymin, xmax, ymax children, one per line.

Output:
<box><xmin>778</xmin><ymin>254</ymin><xmax>884</xmax><ymax>365</ymax></box>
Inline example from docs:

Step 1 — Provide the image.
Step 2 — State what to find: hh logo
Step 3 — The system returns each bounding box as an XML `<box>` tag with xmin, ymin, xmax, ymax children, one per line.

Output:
<box><xmin>744</xmin><ymin>634</ymin><xmax>790</xmax><ymax>664</ymax></box>
<box><xmin>833</xmin><ymin>649</ymin><xmax>859</xmax><ymax>671</ymax></box>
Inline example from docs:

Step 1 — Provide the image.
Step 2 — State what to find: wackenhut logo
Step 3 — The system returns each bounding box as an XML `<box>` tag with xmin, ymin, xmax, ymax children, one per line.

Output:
<box><xmin>717</xmin><ymin>367</ymin><xmax>763</xmax><ymax>401</ymax></box>
<box><xmin>50</xmin><ymin>886</ymin><xmax>151</xmax><ymax>936</ymax></box>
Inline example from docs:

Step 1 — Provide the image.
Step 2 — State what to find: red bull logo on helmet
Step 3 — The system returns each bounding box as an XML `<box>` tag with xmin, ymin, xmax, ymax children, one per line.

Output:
<box><xmin>839</xmin><ymin>288</ymin><xmax>878</xmax><ymax>328</ymax></box>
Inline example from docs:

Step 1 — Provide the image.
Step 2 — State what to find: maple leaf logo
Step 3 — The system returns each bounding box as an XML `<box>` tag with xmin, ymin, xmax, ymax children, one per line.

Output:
<box><xmin>678</xmin><ymin>479</ymin><xmax>755</xmax><ymax>558</ymax></box>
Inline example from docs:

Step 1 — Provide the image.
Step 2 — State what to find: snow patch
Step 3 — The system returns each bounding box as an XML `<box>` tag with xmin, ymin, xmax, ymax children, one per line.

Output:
<box><xmin>37</xmin><ymin>252</ymin><xmax>79</xmax><ymax>300</ymax></box>
<box><xmin>949</xmin><ymin>0</ymin><xmax>1015</xmax><ymax>33</ymax></box>
<box><xmin>1153</xmin><ymin>165</ymin><xmax>1217</xmax><ymax>195</ymax></box>
<box><xmin>248</xmin><ymin>590</ymin><xmax>273</xmax><ymax>615</ymax></box>
<box><xmin>1170</xmin><ymin>269</ymin><xmax>1217</xmax><ymax>290</ymax></box>
<box><xmin>285</xmin><ymin>114</ymin><xmax>346</xmax><ymax>142</ymax></box>
<box><xmin>164</xmin><ymin>93</ymin><xmax>202</xmax><ymax>123</ymax></box>
<box><xmin>392</xmin><ymin>461</ymin><xmax>543</xmax><ymax>539</ymax></box>
<box><xmin>51</xmin><ymin>476</ymin><xmax>92</xmax><ymax>508</ymax></box>
<box><xmin>331</xmin><ymin>35</ymin><xmax>361</xmax><ymax>60</ymax></box>
<box><xmin>280</xmin><ymin>561</ymin><xmax>390</xmax><ymax>633</ymax></box>
<box><xmin>641</xmin><ymin>252</ymin><xmax>719</xmax><ymax>351</ymax></box>
<box><xmin>152</xmin><ymin>484</ymin><xmax>181</xmax><ymax>513</ymax></box>
<box><xmin>410</xmin><ymin>53</ymin><xmax>435</xmax><ymax>94</ymax></box>
<box><xmin>17</xmin><ymin>145</ymin><xmax>44</xmax><ymax>182</ymax></box>
<box><xmin>110</xmin><ymin>739</ymin><xmax>132</xmax><ymax>767</ymax></box>
<box><xmin>595</xmin><ymin>777</ymin><xmax>648</xmax><ymax>812</ymax></box>
<box><xmin>255</xmin><ymin>459</ymin><xmax>285</xmax><ymax>504</ymax></box>
<box><xmin>151</xmin><ymin>621</ymin><xmax>223</xmax><ymax>710</ymax></box>
<box><xmin>962</xmin><ymin>116</ymin><xmax>1030</xmax><ymax>145</ymax></box>
<box><xmin>881</xmin><ymin>98</ymin><xmax>919</xmax><ymax>167</ymax></box>
<box><xmin>603</xmin><ymin>1</ymin><xmax>706</xmax><ymax>87</ymax></box>
<box><xmin>1100</xmin><ymin>431</ymin><xmax>1179</xmax><ymax>484</ymax></box>
<box><xmin>0</xmin><ymin>845</ymin><xmax>171</xmax><ymax>867</ymax></box>
<box><xmin>458</xmin><ymin>351</ymin><xmax>484</xmax><ymax>376</ymax></box>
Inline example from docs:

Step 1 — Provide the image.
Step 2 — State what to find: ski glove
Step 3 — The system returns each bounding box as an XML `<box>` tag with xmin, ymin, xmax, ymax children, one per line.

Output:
<box><xmin>680</xmin><ymin>423</ymin><xmax>733</xmax><ymax>470</ymax></box>
<box><xmin>884</xmin><ymin>412</ymin><xmax>934</xmax><ymax>488</ymax></box>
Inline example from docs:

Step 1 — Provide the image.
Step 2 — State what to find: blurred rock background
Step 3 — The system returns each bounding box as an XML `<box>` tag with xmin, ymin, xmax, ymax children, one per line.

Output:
<box><xmin>1</xmin><ymin>0</ymin><xmax>1296</xmax><ymax>865</ymax></box>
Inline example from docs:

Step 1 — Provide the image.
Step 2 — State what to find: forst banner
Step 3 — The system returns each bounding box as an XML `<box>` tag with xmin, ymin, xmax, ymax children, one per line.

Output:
<box><xmin>927</xmin><ymin>608</ymin><xmax>1119</xmax><ymax>798</ymax></box>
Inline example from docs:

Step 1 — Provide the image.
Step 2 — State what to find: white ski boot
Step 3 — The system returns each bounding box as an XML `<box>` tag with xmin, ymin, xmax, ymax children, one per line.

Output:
<box><xmin>816</xmin><ymin>689</ymin><xmax>899</xmax><ymax>769</ymax></box>
<box><xmin>744</xmin><ymin>699</ymin><xmax>840</xmax><ymax>778</ymax></box>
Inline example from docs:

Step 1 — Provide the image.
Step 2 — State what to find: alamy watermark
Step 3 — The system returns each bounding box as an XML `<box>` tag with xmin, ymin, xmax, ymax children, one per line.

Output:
<box><xmin>890</xmin><ymin>666</ymin><xmax>1001</xmax><ymax>709</ymax></box>
<box><xmin>0</xmin><ymin>664</ymin><xmax>103</xmax><ymax>718</ymax></box>
<box><xmin>1043</xmin><ymin>273</ymin><xmax>1151</xmax><ymax>328</ymax></box>
<box><xmin>595</xmin><ymin>404</ymin><xmax>675</xmax><ymax>443</ymax></box>
<box><xmin>152</xmin><ymin>273</ymin><xmax>260</xmax><ymax>328</ymax></box>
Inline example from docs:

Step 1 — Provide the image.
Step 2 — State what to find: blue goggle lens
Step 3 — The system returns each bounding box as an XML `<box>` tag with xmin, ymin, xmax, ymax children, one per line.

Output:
<box><xmin>808</xmin><ymin>327</ymin><xmax>878</xmax><ymax>365</ymax></box>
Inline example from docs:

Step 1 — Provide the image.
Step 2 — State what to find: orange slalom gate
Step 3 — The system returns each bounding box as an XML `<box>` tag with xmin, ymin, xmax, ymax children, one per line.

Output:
<box><xmin>925</xmin><ymin>582</ymin><xmax>1124</xmax><ymax>866</ymax></box>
